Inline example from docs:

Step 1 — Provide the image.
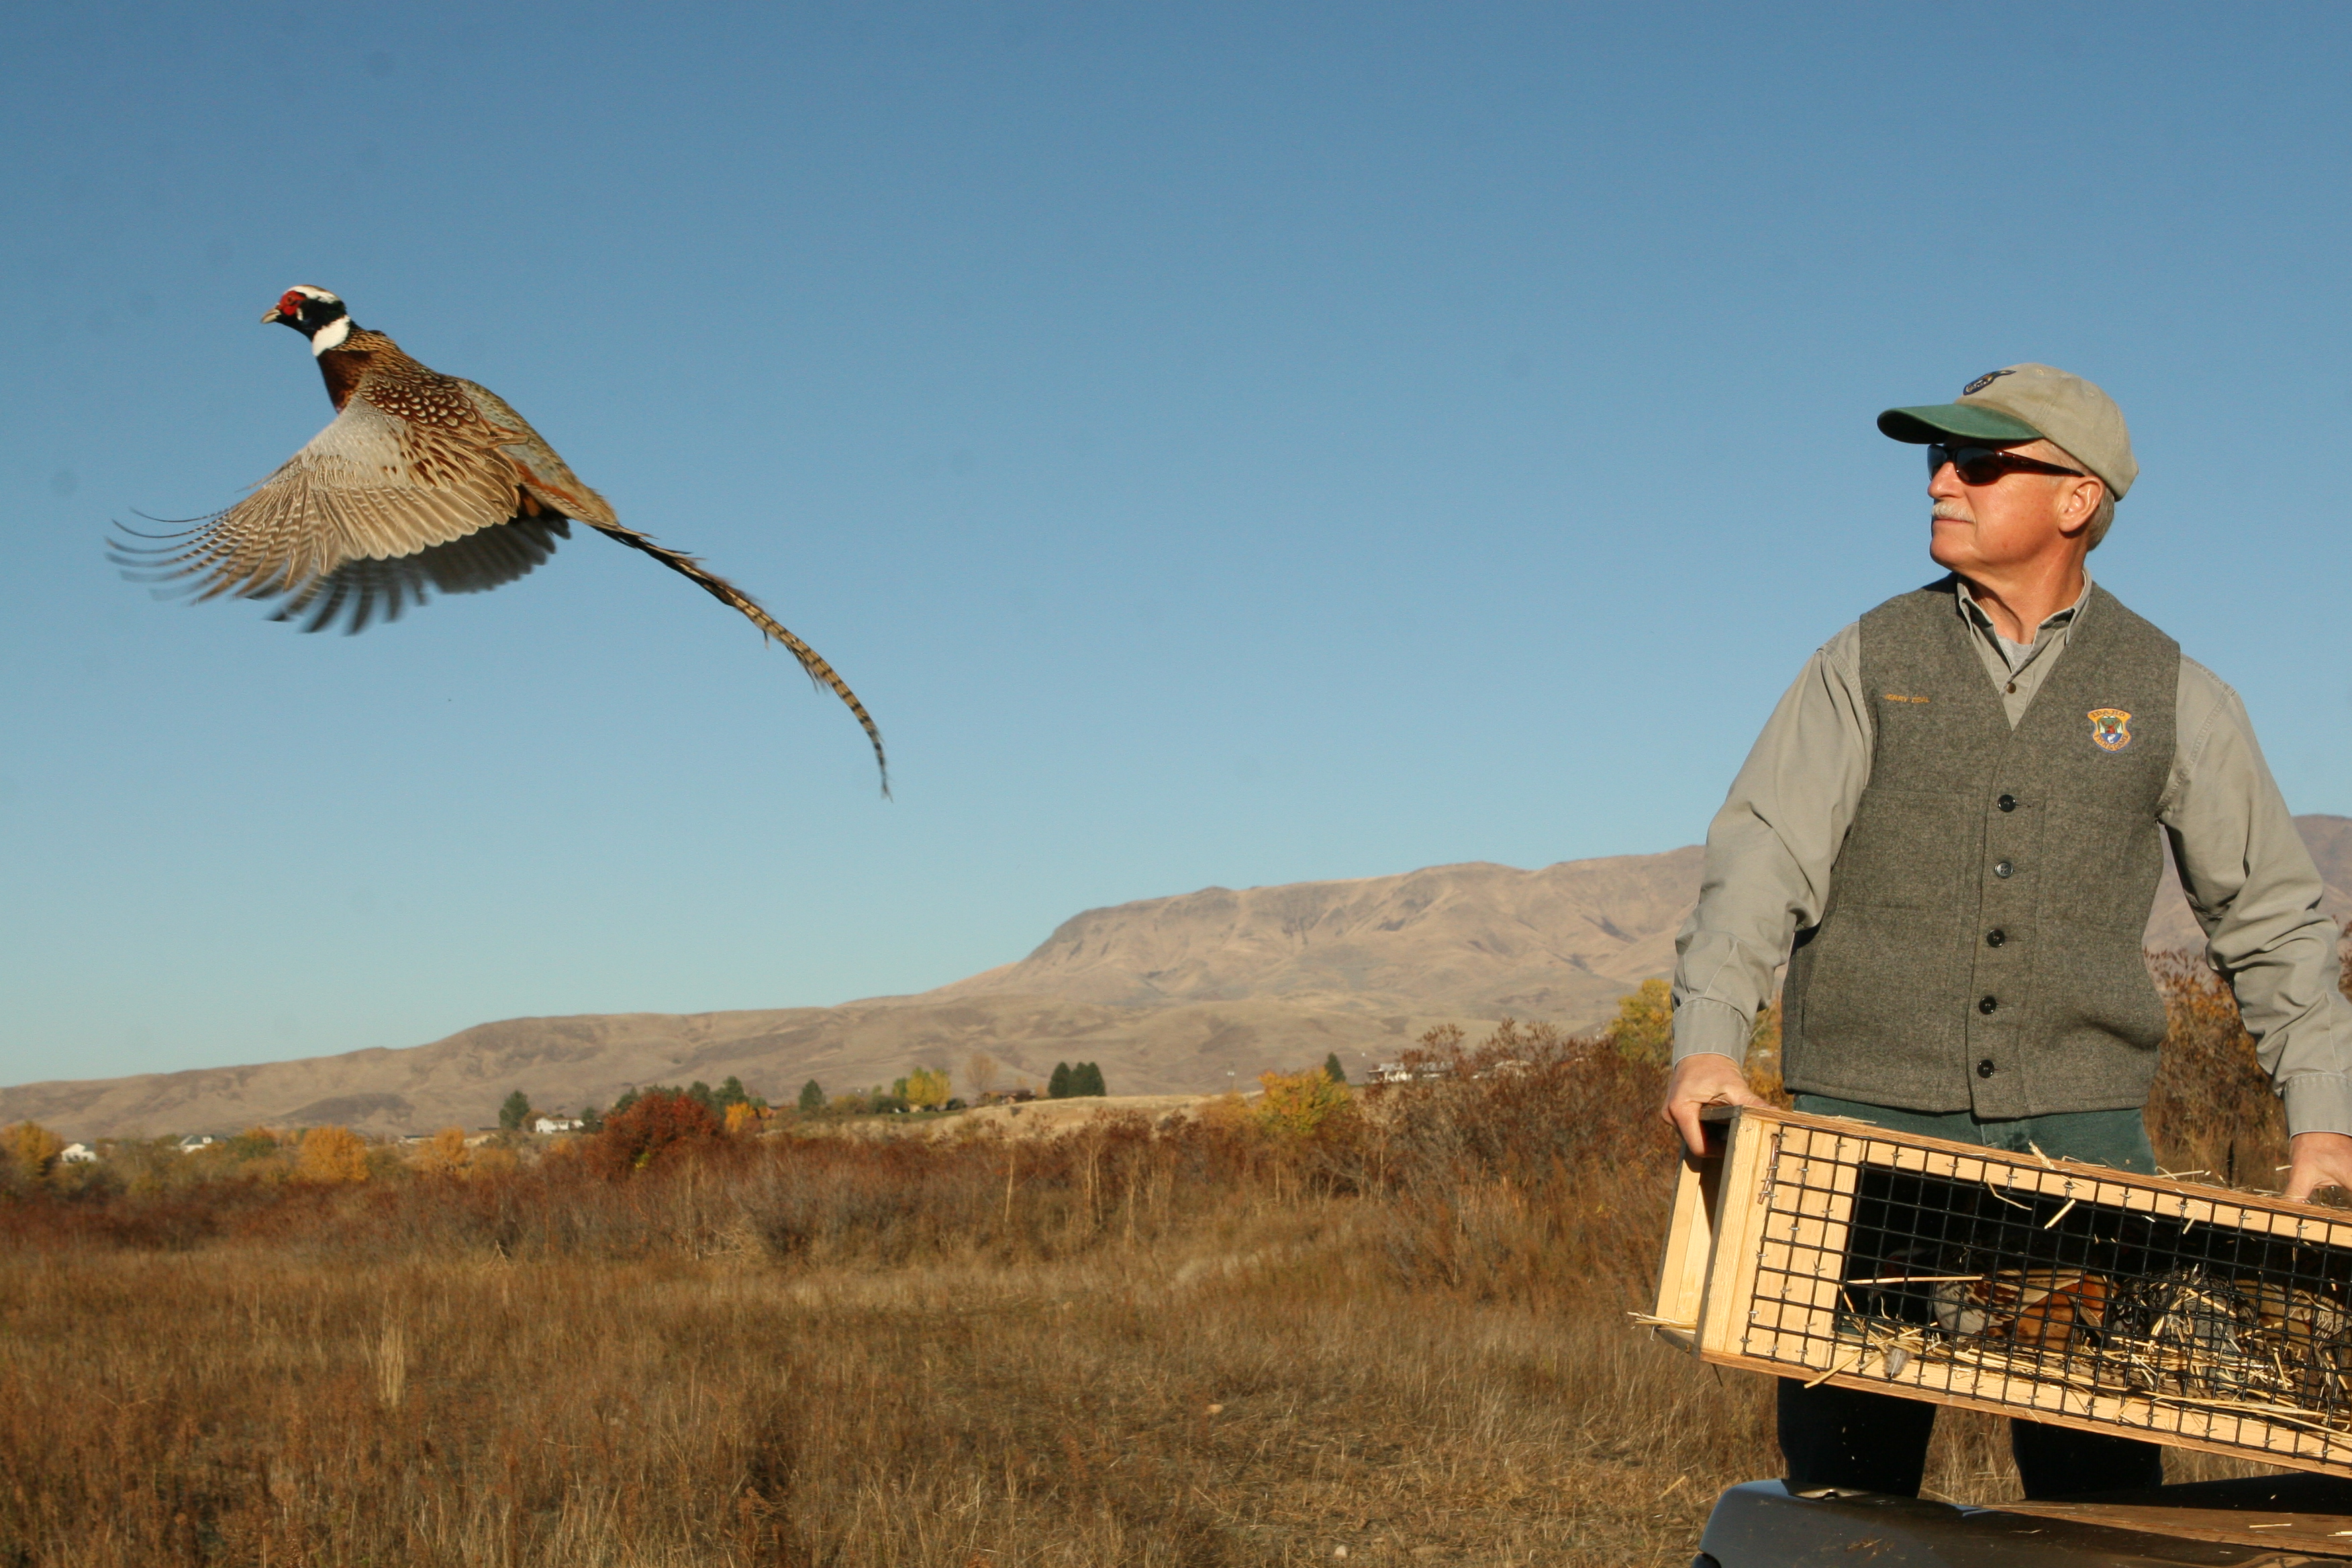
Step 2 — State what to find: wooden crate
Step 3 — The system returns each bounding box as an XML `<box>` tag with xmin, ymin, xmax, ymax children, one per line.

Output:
<box><xmin>1650</xmin><ymin>1105</ymin><xmax>2352</xmax><ymax>1477</ymax></box>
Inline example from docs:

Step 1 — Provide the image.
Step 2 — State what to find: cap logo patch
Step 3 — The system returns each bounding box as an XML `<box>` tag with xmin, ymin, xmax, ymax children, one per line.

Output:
<box><xmin>1963</xmin><ymin>369</ymin><xmax>2015</xmax><ymax>395</ymax></box>
<box><xmin>2088</xmin><ymin>708</ymin><xmax>2133</xmax><ymax>752</ymax></box>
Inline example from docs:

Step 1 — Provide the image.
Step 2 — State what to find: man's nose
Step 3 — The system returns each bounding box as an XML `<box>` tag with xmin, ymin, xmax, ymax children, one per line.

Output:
<box><xmin>1928</xmin><ymin>461</ymin><xmax>1965</xmax><ymax>499</ymax></box>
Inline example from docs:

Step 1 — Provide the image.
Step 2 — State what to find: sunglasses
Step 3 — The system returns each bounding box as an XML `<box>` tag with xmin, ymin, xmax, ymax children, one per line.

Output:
<box><xmin>1928</xmin><ymin>443</ymin><xmax>2088</xmax><ymax>485</ymax></box>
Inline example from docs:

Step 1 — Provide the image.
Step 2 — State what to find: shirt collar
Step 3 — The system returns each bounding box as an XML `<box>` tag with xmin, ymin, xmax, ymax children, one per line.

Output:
<box><xmin>1953</xmin><ymin>572</ymin><xmax>2093</xmax><ymax>640</ymax></box>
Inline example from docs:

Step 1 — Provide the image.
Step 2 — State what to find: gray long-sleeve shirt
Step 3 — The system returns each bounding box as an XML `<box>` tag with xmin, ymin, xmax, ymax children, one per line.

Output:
<box><xmin>1671</xmin><ymin>574</ymin><xmax>2352</xmax><ymax>1137</ymax></box>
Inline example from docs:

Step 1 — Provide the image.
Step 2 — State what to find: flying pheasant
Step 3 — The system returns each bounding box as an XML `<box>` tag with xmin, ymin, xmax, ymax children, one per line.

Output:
<box><xmin>113</xmin><ymin>286</ymin><xmax>888</xmax><ymax>792</ymax></box>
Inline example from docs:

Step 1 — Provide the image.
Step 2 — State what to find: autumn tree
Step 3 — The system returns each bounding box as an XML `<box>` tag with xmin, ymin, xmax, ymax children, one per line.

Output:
<box><xmin>2</xmin><ymin>1121</ymin><xmax>64</xmax><ymax>1185</ymax></box>
<box><xmin>590</xmin><ymin>1089</ymin><xmax>721</xmax><ymax>1176</ymax></box>
<box><xmin>798</xmin><ymin>1079</ymin><xmax>825</xmax><ymax>1114</ymax></box>
<box><xmin>723</xmin><ymin>1101</ymin><xmax>762</xmax><ymax>1136</ymax></box>
<box><xmin>1255</xmin><ymin>1068</ymin><xmax>1353</xmax><ymax>1138</ymax></box>
<box><xmin>498</xmin><ymin>1090</ymin><xmax>534</xmax><ymax>1132</ymax></box>
<box><xmin>414</xmin><ymin>1126</ymin><xmax>471</xmax><ymax>1177</ymax></box>
<box><xmin>903</xmin><ymin>1066</ymin><xmax>951</xmax><ymax>1110</ymax></box>
<box><xmin>295</xmin><ymin>1125</ymin><xmax>370</xmax><ymax>1185</ymax></box>
<box><xmin>1606</xmin><ymin>977</ymin><xmax>1674</xmax><ymax>1065</ymax></box>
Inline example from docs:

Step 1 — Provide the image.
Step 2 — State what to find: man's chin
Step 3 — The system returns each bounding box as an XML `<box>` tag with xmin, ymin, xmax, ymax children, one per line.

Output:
<box><xmin>1926</xmin><ymin>527</ymin><xmax>1970</xmax><ymax>574</ymax></box>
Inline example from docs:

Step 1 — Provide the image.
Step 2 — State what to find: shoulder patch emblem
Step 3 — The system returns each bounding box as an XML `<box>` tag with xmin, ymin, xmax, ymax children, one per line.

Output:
<box><xmin>2088</xmin><ymin>708</ymin><xmax>2132</xmax><ymax>752</ymax></box>
<box><xmin>1963</xmin><ymin>369</ymin><xmax>2014</xmax><ymax>395</ymax></box>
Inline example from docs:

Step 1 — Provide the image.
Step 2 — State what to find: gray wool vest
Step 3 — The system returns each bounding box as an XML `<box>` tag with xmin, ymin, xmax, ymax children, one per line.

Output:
<box><xmin>1781</xmin><ymin>579</ymin><xmax>2178</xmax><ymax>1118</ymax></box>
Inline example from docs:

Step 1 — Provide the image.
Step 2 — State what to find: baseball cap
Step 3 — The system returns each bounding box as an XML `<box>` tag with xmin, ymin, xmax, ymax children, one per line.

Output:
<box><xmin>1878</xmin><ymin>363</ymin><xmax>2137</xmax><ymax>499</ymax></box>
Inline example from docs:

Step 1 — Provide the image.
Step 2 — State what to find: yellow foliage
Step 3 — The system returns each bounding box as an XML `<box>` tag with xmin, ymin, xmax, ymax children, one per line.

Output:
<box><xmin>1255</xmin><ymin>1068</ymin><xmax>1352</xmax><ymax>1138</ymax></box>
<box><xmin>724</xmin><ymin>1101</ymin><xmax>762</xmax><ymax>1136</ymax></box>
<box><xmin>1194</xmin><ymin>1091</ymin><xmax>1253</xmax><ymax>1134</ymax></box>
<box><xmin>903</xmin><ymin>1066</ymin><xmax>952</xmax><ymax>1110</ymax></box>
<box><xmin>3</xmin><ymin>1122</ymin><xmax>64</xmax><ymax>1183</ymax></box>
<box><xmin>1606</xmin><ymin>977</ymin><xmax>1674</xmax><ymax>1065</ymax></box>
<box><xmin>413</xmin><ymin>1126</ymin><xmax>471</xmax><ymax>1177</ymax></box>
<box><xmin>294</xmin><ymin>1125</ymin><xmax>370</xmax><ymax>1185</ymax></box>
<box><xmin>470</xmin><ymin>1145</ymin><xmax>520</xmax><ymax>1178</ymax></box>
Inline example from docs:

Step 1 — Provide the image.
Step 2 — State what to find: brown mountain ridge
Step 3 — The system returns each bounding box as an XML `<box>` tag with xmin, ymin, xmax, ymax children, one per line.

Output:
<box><xmin>7</xmin><ymin>819</ymin><xmax>2347</xmax><ymax>1140</ymax></box>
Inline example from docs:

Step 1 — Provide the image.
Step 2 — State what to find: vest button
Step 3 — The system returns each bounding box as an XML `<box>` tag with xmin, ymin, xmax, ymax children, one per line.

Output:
<box><xmin>1998</xmin><ymin>793</ymin><xmax>2018</xmax><ymax>812</ymax></box>
<box><xmin>1977</xmin><ymin>1059</ymin><xmax>1997</xmax><ymax>1078</ymax></box>
<box><xmin>1979</xmin><ymin>995</ymin><xmax>1998</xmax><ymax>1014</ymax></box>
<box><xmin>1994</xmin><ymin>860</ymin><xmax>2014</xmax><ymax>879</ymax></box>
<box><xmin>1987</xmin><ymin>928</ymin><xmax>2006</xmax><ymax>947</ymax></box>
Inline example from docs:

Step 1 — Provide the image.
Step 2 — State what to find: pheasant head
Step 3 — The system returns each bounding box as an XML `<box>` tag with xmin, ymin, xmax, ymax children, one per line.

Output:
<box><xmin>262</xmin><ymin>286</ymin><xmax>353</xmax><ymax>354</ymax></box>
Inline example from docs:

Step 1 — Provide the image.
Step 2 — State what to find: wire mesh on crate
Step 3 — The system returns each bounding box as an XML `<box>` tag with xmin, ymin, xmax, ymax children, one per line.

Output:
<box><xmin>1655</xmin><ymin>1108</ymin><xmax>2352</xmax><ymax>1475</ymax></box>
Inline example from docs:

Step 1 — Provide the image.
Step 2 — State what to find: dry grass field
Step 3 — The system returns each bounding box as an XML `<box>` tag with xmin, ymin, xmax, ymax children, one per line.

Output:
<box><xmin>0</xmin><ymin>955</ymin><xmax>2320</xmax><ymax>1568</ymax></box>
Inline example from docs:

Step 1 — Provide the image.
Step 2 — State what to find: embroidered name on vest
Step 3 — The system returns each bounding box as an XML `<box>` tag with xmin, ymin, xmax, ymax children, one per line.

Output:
<box><xmin>1882</xmin><ymin>693</ymin><xmax>1930</xmax><ymax>704</ymax></box>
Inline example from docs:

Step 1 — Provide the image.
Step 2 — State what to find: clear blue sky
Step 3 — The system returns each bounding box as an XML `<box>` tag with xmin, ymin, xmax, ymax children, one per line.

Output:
<box><xmin>5</xmin><ymin>3</ymin><xmax>2349</xmax><ymax>1087</ymax></box>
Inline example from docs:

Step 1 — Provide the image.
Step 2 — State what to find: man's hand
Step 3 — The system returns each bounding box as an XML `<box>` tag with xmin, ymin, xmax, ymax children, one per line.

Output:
<box><xmin>1659</xmin><ymin>1052</ymin><xmax>1768</xmax><ymax>1157</ymax></box>
<box><xmin>2282</xmin><ymin>1131</ymin><xmax>2352</xmax><ymax>1202</ymax></box>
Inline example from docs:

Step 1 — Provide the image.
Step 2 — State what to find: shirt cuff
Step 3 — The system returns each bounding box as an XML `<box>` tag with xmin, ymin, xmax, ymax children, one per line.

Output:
<box><xmin>1672</xmin><ymin>996</ymin><xmax>1752</xmax><ymax>1066</ymax></box>
<box><xmin>2282</xmin><ymin>1073</ymin><xmax>2352</xmax><ymax>1139</ymax></box>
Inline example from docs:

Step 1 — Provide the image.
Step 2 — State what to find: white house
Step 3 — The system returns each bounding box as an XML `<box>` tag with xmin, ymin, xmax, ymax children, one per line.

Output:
<box><xmin>176</xmin><ymin>1134</ymin><xmax>217</xmax><ymax>1153</ymax></box>
<box><xmin>533</xmin><ymin>1116</ymin><xmax>585</xmax><ymax>1135</ymax></box>
<box><xmin>59</xmin><ymin>1143</ymin><xmax>96</xmax><ymax>1164</ymax></box>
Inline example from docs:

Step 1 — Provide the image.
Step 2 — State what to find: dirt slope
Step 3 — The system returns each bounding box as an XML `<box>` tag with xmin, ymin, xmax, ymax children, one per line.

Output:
<box><xmin>9</xmin><ymin>820</ymin><xmax>2343</xmax><ymax>1140</ymax></box>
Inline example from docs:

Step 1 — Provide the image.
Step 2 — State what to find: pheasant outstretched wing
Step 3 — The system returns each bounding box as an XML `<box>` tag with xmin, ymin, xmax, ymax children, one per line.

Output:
<box><xmin>266</xmin><ymin>516</ymin><xmax>571</xmax><ymax>632</ymax></box>
<box><xmin>111</xmin><ymin>397</ymin><xmax>521</xmax><ymax>607</ymax></box>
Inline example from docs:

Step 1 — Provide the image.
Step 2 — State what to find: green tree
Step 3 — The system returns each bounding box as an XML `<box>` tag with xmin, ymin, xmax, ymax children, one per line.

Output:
<box><xmin>685</xmin><ymin>1081</ymin><xmax>717</xmax><ymax>1113</ymax></box>
<box><xmin>498</xmin><ymin>1090</ymin><xmax>533</xmax><ymax>1132</ymax></box>
<box><xmin>1048</xmin><ymin>1062</ymin><xmax>1073</xmax><ymax>1099</ymax></box>
<box><xmin>716</xmin><ymin>1076</ymin><xmax>748</xmax><ymax>1108</ymax></box>
<box><xmin>1323</xmin><ymin>1052</ymin><xmax>1346</xmax><ymax>1085</ymax></box>
<box><xmin>1606</xmin><ymin>977</ymin><xmax>1675</xmax><ymax>1065</ymax></box>
<box><xmin>1074</xmin><ymin>1062</ymin><xmax>1106</xmax><ymax>1097</ymax></box>
<box><xmin>797</xmin><ymin>1079</ymin><xmax>825</xmax><ymax>1114</ymax></box>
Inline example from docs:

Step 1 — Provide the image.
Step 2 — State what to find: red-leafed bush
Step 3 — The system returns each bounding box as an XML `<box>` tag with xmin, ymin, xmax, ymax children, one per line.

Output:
<box><xmin>589</xmin><ymin>1091</ymin><xmax>720</xmax><ymax>1177</ymax></box>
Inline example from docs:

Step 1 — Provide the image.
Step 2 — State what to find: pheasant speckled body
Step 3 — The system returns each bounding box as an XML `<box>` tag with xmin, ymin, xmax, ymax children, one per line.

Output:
<box><xmin>113</xmin><ymin>287</ymin><xmax>888</xmax><ymax>792</ymax></box>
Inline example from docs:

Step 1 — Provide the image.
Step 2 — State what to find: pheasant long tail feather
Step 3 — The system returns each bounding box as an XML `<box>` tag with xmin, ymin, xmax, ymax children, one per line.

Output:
<box><xmin>589</xmin><ymin>522</ymin><xmax>889</xmax><ymax>795</ymax></box>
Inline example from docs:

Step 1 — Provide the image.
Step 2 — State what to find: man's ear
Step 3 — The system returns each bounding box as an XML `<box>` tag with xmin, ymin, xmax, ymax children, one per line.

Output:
<box><xmin>2055</xmin><ymin>476</ymin><xmax>2105</xmax><ymax>540</ymax></box>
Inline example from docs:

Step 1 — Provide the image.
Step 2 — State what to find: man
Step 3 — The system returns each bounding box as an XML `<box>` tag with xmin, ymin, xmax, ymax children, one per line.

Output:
<box><xmin>1660</xmin><ymin>363</ymin><xmax>2352</xmax><ymax>1500</ymax></box>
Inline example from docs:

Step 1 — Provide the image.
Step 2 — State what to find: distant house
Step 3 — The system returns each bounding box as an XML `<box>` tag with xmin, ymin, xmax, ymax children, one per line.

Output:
<box><xmin>533</xmin><ymin>1116</ymin><xmax>585</xmax><ymax>1135</ymax></box>
<box><xmin>59</xmin><ymin>1143</ymin><xmax>96</xmax><ymax>1164</ymax></box>
<box><xmin>979</xmin><ymin>1088</ymin><xmax>1036</xmax><ymax>1105</ymax></box>
<box><xmin>176</xmin><ymin>1134</ymin><xmax>217</xmax><ymax>1153</ymax></box>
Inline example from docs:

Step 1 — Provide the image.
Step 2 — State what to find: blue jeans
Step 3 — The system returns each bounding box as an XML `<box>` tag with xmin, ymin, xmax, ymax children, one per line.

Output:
<box><xmin>1775</xmin><ymin>1094</ymin><xmax>2165</xmax><ymax>1500</ymax></box>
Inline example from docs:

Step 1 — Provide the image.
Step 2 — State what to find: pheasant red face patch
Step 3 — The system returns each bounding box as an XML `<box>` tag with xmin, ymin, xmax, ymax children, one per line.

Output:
<box><xmin>2088</xmin><ymin>708</ymin><xmax>2132</xmax><ymax>752</ymax></box>
<box><xmin>277</xmin><ymin>289</ymin><xmax>309</xmax><ymax>317</ymax></box>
